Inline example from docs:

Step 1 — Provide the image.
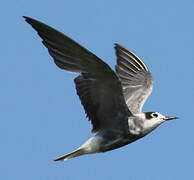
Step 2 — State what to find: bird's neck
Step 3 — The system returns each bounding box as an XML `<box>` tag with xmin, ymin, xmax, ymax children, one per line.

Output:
<box><xmin>141</xmin><ymin>118</ymin><xmax>164</xmax><ymax>135</ymax></box>
<box><xmin>128</xmin><ymin>113</ymin><xmax>145</xmax><ymax>135</ymax></box>
<box><xmin>128</xmin><ymin>113</ymin><xmax>163</xmax><ymax>136</ymax></box>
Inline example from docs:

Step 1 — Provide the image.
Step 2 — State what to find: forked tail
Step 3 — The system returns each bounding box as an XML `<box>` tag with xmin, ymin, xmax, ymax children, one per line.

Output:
<box><xmin>54</xmin><ymin>149</ymin><xmax>84</xmax><ymax>161</ymax></box>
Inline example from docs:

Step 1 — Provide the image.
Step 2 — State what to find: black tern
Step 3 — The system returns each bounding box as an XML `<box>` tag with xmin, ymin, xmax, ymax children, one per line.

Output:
<box><xmin>24</xmin><ymin>16</ymin><xmax>178</xmax><ymax>161</ymax></box>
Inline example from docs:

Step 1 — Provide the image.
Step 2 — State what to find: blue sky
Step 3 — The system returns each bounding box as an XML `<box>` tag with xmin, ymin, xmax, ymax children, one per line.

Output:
<box><xmin>2</xmin><ymin>0</ymin><xmax>194</xmax><ymax>179</ymax></box>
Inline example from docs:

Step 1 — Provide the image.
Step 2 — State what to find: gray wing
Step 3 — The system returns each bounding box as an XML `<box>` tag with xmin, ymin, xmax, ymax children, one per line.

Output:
<box><xmin>115</xmin><ymin>44</ymin><xmax>153</xmax><ymax>114</ymax></box>
<box><xmin>24</xmin><ymin>17</ymin><xmax>131</xmax><ymax>134</ymax></box>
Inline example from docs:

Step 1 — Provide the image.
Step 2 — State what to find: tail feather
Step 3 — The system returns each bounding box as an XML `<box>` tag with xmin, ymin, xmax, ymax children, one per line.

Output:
<box><xmin>54</xmin><ymin>149</ymin><xmax>84</xmax><ymax>161</ymax></box>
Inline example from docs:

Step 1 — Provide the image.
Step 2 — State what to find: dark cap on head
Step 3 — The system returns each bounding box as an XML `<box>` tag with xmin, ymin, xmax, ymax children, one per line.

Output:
<box><xmin>145</xmin><ymin>112</ymin><xmax>155</xmax><ymax>119</ymax></box>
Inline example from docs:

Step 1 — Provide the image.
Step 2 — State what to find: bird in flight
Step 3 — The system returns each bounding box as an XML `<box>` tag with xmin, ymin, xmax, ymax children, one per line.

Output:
<box><xmin>24</xmin><ymin>16</ymin><xmax>178</xmax><ymax>161</ymax></box>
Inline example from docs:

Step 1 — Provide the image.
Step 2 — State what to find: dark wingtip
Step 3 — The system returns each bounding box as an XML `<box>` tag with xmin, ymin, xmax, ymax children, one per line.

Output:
<box><xmin>23</xmin><ymin>16</ymin><xmax>32</xmax><ymax>24</ymax></box>
<box><xmin>23</xmin><ymin>16</ymin><xmax>37</xmax><ymax>24</ymax></box>
<box><xmin>114</xmin><ymin>43</ymin><xmax>129</xmax><ymax>53</ymax></box>
<box><xmin>114</xmin><ymin>43</ymin><xmax>123</xmax><ymax>53</ymax></box>
<box><xmin>114</xmin><ymin>43</ymin><xmax>128</xmax><ymax>50</ymax></box>
<box><xmin>23</xmin><ymin>16</ymin><xmax>29</xmax><ymax>20</ymax></box>
<box><xmin>53</xmin><ymin>158</ymin><xmax>61</xmax><ymax>162</ymax></box>
<box><xmin>114</xmin><ymin>43</ymin><xmax>122</xmax><ymax>49</ymax></box>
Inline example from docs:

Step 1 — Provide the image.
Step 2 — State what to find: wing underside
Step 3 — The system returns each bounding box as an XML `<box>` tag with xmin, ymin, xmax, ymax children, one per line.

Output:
<box><xmin>115</xmin><ymin>44</ymin><xmax>153</xmax><ymax>114</ymax></box>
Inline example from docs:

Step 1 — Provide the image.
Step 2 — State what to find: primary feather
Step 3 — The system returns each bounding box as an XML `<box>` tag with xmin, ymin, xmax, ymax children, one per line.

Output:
<box><xmin>23</xmin><ymin>16</ymin><xmax>131</xmax><ymax>133</ymax></box>
<box><xmin>115</xmin><ymin>44</ymin><xmax>153</xmax><ymax>114</ymax></box>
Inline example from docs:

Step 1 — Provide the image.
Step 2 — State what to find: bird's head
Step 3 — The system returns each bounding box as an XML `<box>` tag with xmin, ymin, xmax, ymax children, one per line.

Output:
<box><xmin>142</xmin><ymin>112</ymin><xmax>178</xmax><ymax>135</ymax></box>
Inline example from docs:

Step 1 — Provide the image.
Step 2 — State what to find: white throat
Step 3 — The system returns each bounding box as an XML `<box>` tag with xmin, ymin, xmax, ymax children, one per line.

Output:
<box><xmin>142</xmin><ymin>118</ymin><xmax>164</xmax><ymax>135</ymax></box>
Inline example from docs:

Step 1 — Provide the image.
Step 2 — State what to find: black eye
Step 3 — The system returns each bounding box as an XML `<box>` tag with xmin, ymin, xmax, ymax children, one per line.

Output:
<box><xmin>152</xmin><ymin>113</ymin><xmax>158</xmax><ymax>118</ymax></box>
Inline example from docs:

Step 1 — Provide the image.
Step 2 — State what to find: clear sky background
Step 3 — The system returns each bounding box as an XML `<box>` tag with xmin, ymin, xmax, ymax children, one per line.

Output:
<box><xmin>2</xmin><ymin>0</ymin><xmax>194</xmax><ymax>179</ymax></box>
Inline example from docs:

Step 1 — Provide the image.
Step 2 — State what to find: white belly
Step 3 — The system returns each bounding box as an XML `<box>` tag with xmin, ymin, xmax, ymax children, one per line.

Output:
<box><xmin>80</xmin><ymin>136</ymin><xmax>104</xmax><ymax>154</ymax></box>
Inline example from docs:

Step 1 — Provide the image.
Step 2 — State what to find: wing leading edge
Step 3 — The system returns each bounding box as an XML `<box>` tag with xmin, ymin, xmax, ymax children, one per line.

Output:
<box><xmin>24</xmin><ymin>16</ymin><xmax>131</xmax><ymax>134</ymax></box>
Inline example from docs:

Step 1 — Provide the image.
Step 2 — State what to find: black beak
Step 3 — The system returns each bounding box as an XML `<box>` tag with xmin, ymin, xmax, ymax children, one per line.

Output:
<box><xmin>163</xmin><ymin>116</ymin><xmax>178</xmax><ymax>121</ymax></box>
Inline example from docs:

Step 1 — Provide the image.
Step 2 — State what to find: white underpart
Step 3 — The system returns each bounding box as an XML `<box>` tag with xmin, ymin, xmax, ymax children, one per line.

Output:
<box><xmin>128</xmin><ymin>112</ymin><xmax>166</xmax><ymax>136</ymax></box>
<box><xmin>128</xmin><ymin>113</ymin><xmax>145</xmax><ymax>135</ymax></box>
<box><xmin>142</xmin><ymin>113</ymin><xmax>165</xmax><ymax>134</ymax></box>
<box><xmin>79</xmin><ymin>136</ymin><xmax>103</xmax><ymax>154</ymax></box>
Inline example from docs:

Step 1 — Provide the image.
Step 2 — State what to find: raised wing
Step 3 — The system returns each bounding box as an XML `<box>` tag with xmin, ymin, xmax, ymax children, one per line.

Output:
<box><xmin>115</xmin><ymin>44</ymin><xmax>153</xmax><ymax>114</ymax></box>
<box><xmin>24</xmin><ymin>17</ymin><xmax>131</xmax><ymax>133</ymax></box>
